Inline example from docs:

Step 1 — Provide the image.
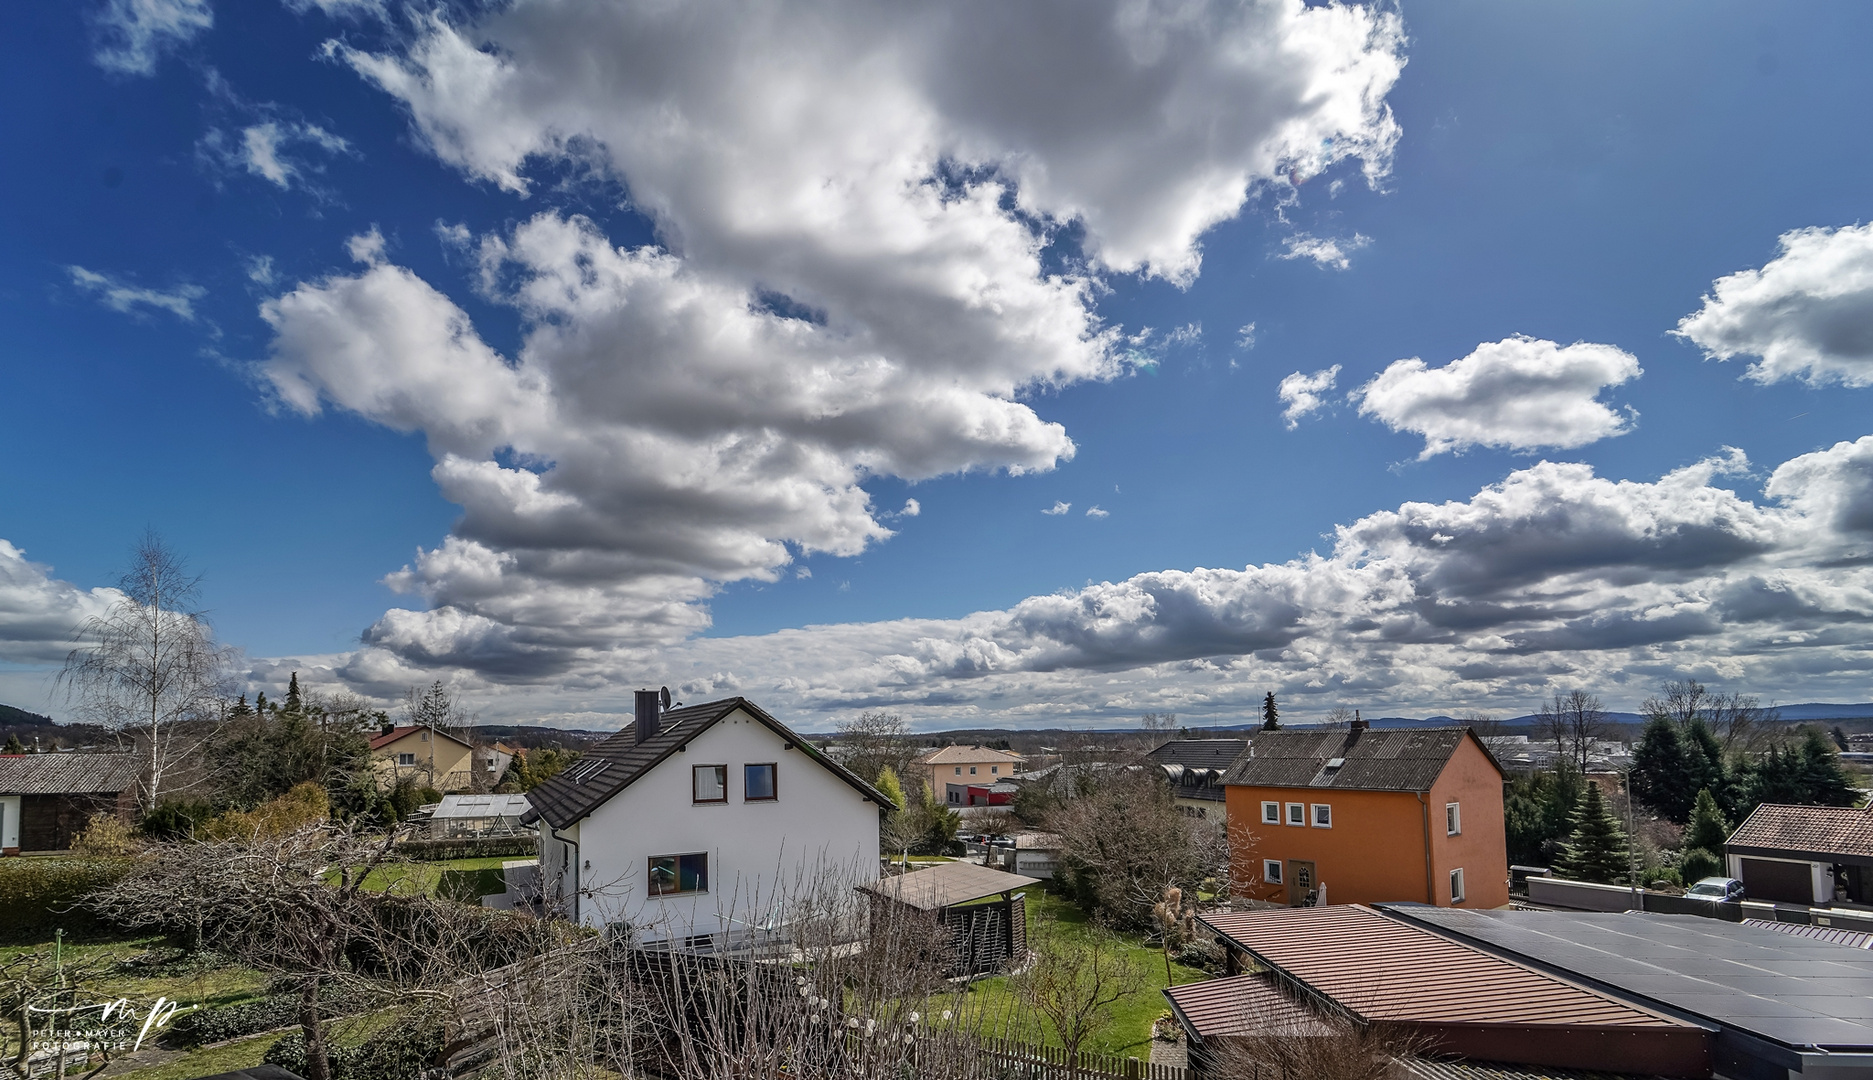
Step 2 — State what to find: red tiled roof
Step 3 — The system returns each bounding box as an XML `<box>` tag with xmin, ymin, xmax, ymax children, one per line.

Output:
<box><xmin>1726</xmin><ymin>803</ymin><xmax>1873</xmax><ymax>859</ymax></box>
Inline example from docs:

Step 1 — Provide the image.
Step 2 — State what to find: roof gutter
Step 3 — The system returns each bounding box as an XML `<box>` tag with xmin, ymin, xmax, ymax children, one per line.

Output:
<box><xmin>1416</xmin><ymin>791</ymin><xmax>1435</xmax><ymax>905</ymax></box>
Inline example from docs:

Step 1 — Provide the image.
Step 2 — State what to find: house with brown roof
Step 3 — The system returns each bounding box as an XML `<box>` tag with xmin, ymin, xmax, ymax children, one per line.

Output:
<box><xmin>368</xmin><ymin>725</ymin><xmax>475</xmax><ymax>791</ymax></box>
<box><xmin>1724</xmin><ymin>803</ymin><xmax>1873</xmax><ymax>905</ymax></box>
<box><xmin>0</xmin><ymin>753</ymin><xmax>140</xmax><ymax>854</ymax></box>
<box><xmin>522</xmin><ymin>693</ymin><xmax>889</xmax><ymax>943</ymax></box>
<box><xmin>911</xmin><ymin>745</ymin><xmax>1025</xmax><ymax>806</ymax></box>
<box><xmin>1222</xmin><ymin>720</ymin><xmax>1507</xmax><ymax>908</ymax></box>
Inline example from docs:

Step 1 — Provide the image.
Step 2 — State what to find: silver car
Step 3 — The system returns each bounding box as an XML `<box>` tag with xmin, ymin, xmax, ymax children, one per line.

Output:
<box><xmin>1685</xmin><ymin>876</ymin><xmax>1745</xmax><ymax>902</ymax></box>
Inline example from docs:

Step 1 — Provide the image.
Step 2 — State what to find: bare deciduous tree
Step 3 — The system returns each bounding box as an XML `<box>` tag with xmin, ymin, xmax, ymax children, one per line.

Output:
<box><xmin>59</xmin><ymin>533</ymin><xmax>231</xmax><ymax>812</ymax></box>
<box><xmin>1642</xmin><ymin>678</ymin><xmax>1777</xmax><ymax>754</ymax></box>
<box><xmin>1013</xmin><ymin>914</ymin><xmax>1148</xmax><ymax>1063</ymax></box>
<box><xmin>1539</xmin><ymin>690</ymin><xmax>1609</xmax><ymax>773</ymax></box>
<box><xmin>836</xmin><ymin>710</ymin><xmax>915</xmax><ymax>785</ymax></box>
<box><xmin>1048</xmin><ymin>769</ymin><xmax>1231</xmax><ymax>930</ymax></box>
<box><xmin>1209</xmin><ymin>994</ymin><xmax>1425</xmax><ymax>1080</ymax></box>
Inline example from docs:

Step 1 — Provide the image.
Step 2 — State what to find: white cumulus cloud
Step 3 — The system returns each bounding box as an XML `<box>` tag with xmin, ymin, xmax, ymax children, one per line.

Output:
<box><xmin>0</xmin><ymin>541</ymin><xmax>119</xmax><ymax>666</ymax></box>
<box><xmin>1354</xmin><ymin>336</ymin><xmax>1641</xmax><ymax>459</ymax></box>
<box><xmin>1085</xmin><ymin>505</ymin><xmax>1110</xmax><ymax>519</ymax></box>
<box><xmin>261</xmin><ymin>0</ymin><xmax>1409</xmax><ymax>681</ymax></box>
<box><xmin>1676</xmin><ymin>223</ymin><xmax>1873</xmax><ymax>387</ymax></box>
<box><xmin>1277</xmin><ymin>365</ymin><xmax>1340</xmax><ymax>429</ymax></box>
<box><xmin>91</xmin><ymin>0</ymin><xmax>211</xmax><ymax>75</ymax></box>
<box><xmin>1042</xmin><ymin>501</ymin><xmax>1071</xmax><ymax>516</ymax></box>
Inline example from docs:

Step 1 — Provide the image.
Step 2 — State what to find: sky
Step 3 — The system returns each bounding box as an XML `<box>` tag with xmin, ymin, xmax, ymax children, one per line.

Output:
<box><xmin>4</xmin><ymin>0</ymin><xmax>1873</xmax><ymax>731</ymax></box>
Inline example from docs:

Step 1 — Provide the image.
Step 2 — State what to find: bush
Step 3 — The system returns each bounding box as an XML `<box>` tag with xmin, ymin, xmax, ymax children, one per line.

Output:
<box><xmin>0</xmin><ymin>857</ymin><xmax>133</xmax><ymax>941</ymax></box>
<box><xmin>143</xmin><ymin>798</ymin><xmax>216</xmax><ymax>840</ymax></box>
<box><xmin>262</xmin><ymin>1018</ymin><xmax>445</xmax><ymax>1080</ymax></box>
<box><xmin>71</xmin><ymin>812</ymin><xmax>141</xmax><ymax>857</ymax></box>
<box><xmin>395</xmin><ymin>835</ymin><xmax>536</xmax><ymax>861</ymax></box>
<box><xmin>203</xmin><ymin>782</ymin><xmax>329</xmax><ymax>841</ymax></box>
<box><xmin>1678</xmin><ymin>847</ymin><xmax>1723</xmax><ymax>885</ymax></box>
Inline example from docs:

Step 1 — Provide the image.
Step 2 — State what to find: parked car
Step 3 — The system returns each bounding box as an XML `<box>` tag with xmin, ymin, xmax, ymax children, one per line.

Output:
<box><xmin>1685</xmin><ymin>877</ymin><xmax>1745</xmax><ymax>903</ymax></box>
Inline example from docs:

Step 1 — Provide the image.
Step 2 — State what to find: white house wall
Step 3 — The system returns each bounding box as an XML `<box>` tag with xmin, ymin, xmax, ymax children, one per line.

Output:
<box><xmin>565</xmin><ymin>707</ymin><xmax>880</xmax><ymax>938</ymax></box>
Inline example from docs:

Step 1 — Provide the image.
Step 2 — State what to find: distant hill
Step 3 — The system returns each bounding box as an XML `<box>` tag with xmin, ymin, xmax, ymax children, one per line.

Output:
<box><xmin>0</xmin><ymin>703</ymin><xmax>58</xmax><ymax>727</ymax></box>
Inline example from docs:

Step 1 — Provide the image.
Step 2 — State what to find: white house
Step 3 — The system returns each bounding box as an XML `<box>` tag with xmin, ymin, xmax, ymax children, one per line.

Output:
<box><xmin>522</xmin><ymin>694</ymin><xmax>887</xmax><ymax>945</ymax></box>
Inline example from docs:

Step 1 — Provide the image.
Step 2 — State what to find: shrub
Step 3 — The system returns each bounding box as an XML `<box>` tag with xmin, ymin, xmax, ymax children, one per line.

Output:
<box><xmin>167</xmin><ymin>984</ymin><xmax>374</xmax><ymax>1047</ymax></box>
<box><xmin>261</xmin><ymin>1018</ymin><xmax>445</xmax><ymax>1080</ymax></box>
<box><xmin>203</xmin><ymin>782</ymin><xmax>329</xmax><ymax>841</ymax></box>
<box><xmin>142</xmin><ymin>798</ymin><xmax>216</xmax><ymax>840</ymax></box>
<box><xmin>0</xmin><ymin>857</ymin><xmax>133</xmax><ymax>941</ymax></box>
<box><xmin>1678</xmin><ymin>847</ymin><xmax>1723</xmax><ymax>885</ymax></box>
<box><xmin>395</xmin><ymin>835</ymin><xmax>536</xmax><ymax>861</ymax></box>
<box><xmin>71</xmin><ymin>812</ymin><xmax>141</xmax><ymax>857</ymax></box>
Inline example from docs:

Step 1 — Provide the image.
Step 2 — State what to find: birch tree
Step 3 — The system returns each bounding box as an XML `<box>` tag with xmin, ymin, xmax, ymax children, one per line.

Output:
<box><xmin>59</xmin><ymin>534</ymin><xmax>229</xmax><ymax>812</ymax></box>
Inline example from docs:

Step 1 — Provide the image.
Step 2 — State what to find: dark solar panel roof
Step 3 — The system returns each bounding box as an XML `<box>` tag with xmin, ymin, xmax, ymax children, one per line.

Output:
<box><xmin>1389</xmin><ymin>906</ymin><xmax>1873</xmax><ymax>1051</ymax></box>
<box><xmin>1222</xmin><ymin>727</ymin><xmax>1496</xmax><ymax>792</ymax></box>
<box><xmin>523</xmin><ymin>698</ymin><xmax>888</xmax><ymax>829</ymax></box>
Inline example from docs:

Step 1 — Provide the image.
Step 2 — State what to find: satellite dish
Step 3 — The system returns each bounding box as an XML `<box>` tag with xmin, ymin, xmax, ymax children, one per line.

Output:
<box><xmin>660</xmin><ymin>686</ymin><xmax>672</xmax><ymax>711</ymax></box>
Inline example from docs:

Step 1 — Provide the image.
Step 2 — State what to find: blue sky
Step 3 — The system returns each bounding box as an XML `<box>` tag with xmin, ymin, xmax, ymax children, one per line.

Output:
<box><xmin>5</xmin><ymin>0</ymin><xmax>1873</xmax><ymax>728</ymax></box>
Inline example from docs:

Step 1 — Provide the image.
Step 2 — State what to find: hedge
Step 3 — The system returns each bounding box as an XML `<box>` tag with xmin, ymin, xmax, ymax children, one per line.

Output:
<box><xmin>264</xmin><ymin>1018</ymin><xmax>445</xmax><ymax>1080</ymax></box>
<box><xmin>166</xmin><ymin>984</ymin><xmax>373</xmax><ymax>1047</ymax></box>
<box><xmin>0</xmin><ymin>857</ymin><xmax>134</xmax><ymax>941</ymax></box>
<box><xmin>394</xmin><ymin>835</ymin><xmax>536</xmax><ymax>861</ymax></box>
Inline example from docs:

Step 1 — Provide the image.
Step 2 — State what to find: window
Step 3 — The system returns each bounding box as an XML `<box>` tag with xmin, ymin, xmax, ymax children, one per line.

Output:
<box><xmin>991</xmin><ymin>765</ymin><xmax>999</xmax><ymax>774</ymax></box>
<box><xmin>1446</xmin><ymin>803</ymin><xmax>1462</xmax><ymax>836</ymax></box>
<box><xmin>1449</xmin><ymin>868</ymin><xmax>1466</xmax><ymax>903</ymax></box>
<box><xmin>1311</xmin><ymin>803</ymin><xmax>1332</xmax><ymax>828</ymax></box>
<box><xmin>954</xmin><ymin>767</ymin><xmax>962</xmax><ymax>775</ymax></box>
<box><xmin>969</xmin><ymin>766</ymin><xmax>977</xmax><ymax>775</ymax></box>
<box><xmin>745</xmin><ymin>763</ymin><xmax>777</xmax><ymax>801</ymax></box>
<box><xmin>1286</xmin><ymin>802</ymin><xmax>1305</xmax><ymax>826</ymax></box>
<box><xmin>693</xmin><ymin>765</ymin><xmax>727</xmax><ymax>803</ymax></box>
<box><xmin>949</xmin><ymin>790</ymin><xmax>959</xmax><ymax>804</ymax></box>
<box><xmin>1261</xmin><ymin>801</ymin><xmax>1280</xmax><ymax>825</ymax></box>
<box><xmin>649</xmin><ymin>853</ymin><xmax>709</xmax><ymax>896</ymax></box>
<box><xmin>1264</xmin><ymin>859</ymin><xmax>1283</xmax><ymax>885</ymax></box>
<box><xmin>396</xmin><ymin>753</ymin><xmax>415</xmax><ymax>767</ymax></box>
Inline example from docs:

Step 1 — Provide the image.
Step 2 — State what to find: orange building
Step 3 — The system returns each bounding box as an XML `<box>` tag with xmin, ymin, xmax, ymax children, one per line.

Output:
<box><xmin>1222</xmin><ymin>722</ymin><xmax>1508</xmax><ymax>909</ymax></box>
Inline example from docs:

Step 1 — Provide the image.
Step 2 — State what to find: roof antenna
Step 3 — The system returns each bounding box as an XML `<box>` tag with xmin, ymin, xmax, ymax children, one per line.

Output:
<box><xmin>660</xmin><ymin>686</ymin><xmax>672</xmax><ymax>712</ymax></box>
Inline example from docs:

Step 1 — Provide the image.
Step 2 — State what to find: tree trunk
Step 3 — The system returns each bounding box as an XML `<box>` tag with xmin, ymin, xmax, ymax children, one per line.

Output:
<box><xmin>299</xmin><ymin>976</ymin><xmax>330</xmax><ymax>1080</ymax></box>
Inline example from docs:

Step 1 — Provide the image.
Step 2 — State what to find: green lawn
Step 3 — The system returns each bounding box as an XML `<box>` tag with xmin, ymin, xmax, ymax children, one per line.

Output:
<box><xmin>103</xmin><ymin>1012</ymin><xmax>390</xmax><ymax>1080</ymax></box>
<box><xmin>354</xmin><ymin>855</ymin><xmax>527</xmax><ymax>898</ymax></box>
<box><xmin>0</xmin><ymin>936</ymin><xmax>271</xmax><ymax>1011</ymax></box>
<box><xmin>960</xmin><ymin>885</ymin><xmax>1204</xmax><ymax>1059</ymax></box>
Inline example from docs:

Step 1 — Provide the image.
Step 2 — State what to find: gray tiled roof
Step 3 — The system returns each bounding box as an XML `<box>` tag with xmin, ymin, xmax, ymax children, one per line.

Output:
<box><xmin>1221</xmin><ymin>727</ymin><xmax>1490</xmax><ymax>792</ymax></box>
<box><xmin>522</xmin><ymin>698</ymin><xmax>888</xmax><ymax>830</ymax></box>
<box><xmin>1727</xmin><ymin>803</ymin><xmax>1873</xmax><ymax>859</ymax></box>
<box><xmin>1144</xmin><ymin>738</ymin><xmax>1248</xmax><ymax>772</ymax></box>
<box><xmin>0</xmin><ymin>752</ymin><xmax>141</xmax><ymax>796</ymax></box>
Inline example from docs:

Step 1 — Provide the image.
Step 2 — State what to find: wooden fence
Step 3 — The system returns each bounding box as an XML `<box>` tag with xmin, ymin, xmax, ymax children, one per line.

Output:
<box><xmin>956</xmin><ymin>1035</ymin><xmax>1190</xmax><ymax>1080</ymax></box>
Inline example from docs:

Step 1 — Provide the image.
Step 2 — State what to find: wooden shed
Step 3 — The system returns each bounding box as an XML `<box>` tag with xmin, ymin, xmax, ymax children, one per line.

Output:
<box><xmin>860</xmin><ymin>861</ymin><xmax>1039</xmax><ymax>976</ymax></box>
<box><xmin>0</xmin><ymin>753</ymin><xmax>140</xmax><ymax>854</ymax></box>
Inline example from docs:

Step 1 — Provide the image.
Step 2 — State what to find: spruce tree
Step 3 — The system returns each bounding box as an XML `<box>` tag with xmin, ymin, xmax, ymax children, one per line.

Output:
<box><xmin>1685</xmin><ymin>788</ymin><xmax>1730</xmax><ymax>852</ymax></box>
<box><xmin>3</xmin><ymin>734</ymin><xmax>23</xmax><ymax>755</ymax></box>
<box><xmin>1261</xmin><ymin>692</ymin><xmax>1280</xmax><ymax>731</ymax></box>
<box><xmin>1795</xmin><ymin>728</ymin><xmax>1857</xmax><ymax>807</ymax></box>
<box><xmin>1629</xmin><ymin>717</ymin><xmax>1691</xmax><ymax>821</ymax></box>
<box><xmin>1554</xmin><ymin>781</ymin><xmax>1632</xmax><ymax>885</ymax></box>
<box><xmin>284</xmin><ymin>671</ymin><xmax>303</xmax><ymax>715</ymax></box>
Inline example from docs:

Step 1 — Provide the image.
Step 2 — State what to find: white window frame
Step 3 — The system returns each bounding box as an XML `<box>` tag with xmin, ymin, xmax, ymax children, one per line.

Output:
<box><xmin>1311</xmin><ymin>803</ymin><xmax>1332</xmax><ymax>828</ymax></box>
<box><xmin>969</xmin><ymin>766</ymin><xmax>978</xmax><ymax>775</ymax></box>
<box><xmin>396</xmin><ymin>752</ymin><xmax>415</xmax><ymax>767</ymax></box>
<box><xmin>1264</xmin><ymin>859</ymin><xmax>1283</xmax><ymax>885</ymax></box>
<box><xmin>1446</xmin><ymin>802</ymin><xmax>1462</xmax><ymax>836</ymax></box>
<box><xmin>1285</xmin><ymin>802</ymin><xmax>1305</xmax><ymax>826</ymax></box>
<box><xmin>1261</xmin><ymin>801</ymin><xmax>1280</xmax><ymax>825</ymax></box>
<box><xmin>1449</xmin><ymin>867</ymin><xmax>1465</xmax><ymax>903</ymax></box>
<box><xmin>954</xmin><ymin>766</ymin><xmax>962</xmax><ymax>775</ymax></box>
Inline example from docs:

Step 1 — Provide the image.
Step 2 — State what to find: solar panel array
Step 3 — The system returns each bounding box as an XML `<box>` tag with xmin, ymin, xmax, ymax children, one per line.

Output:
<box><xmin>1391</xmin><ymin>907</ymin><xmax>1873</xmax><ymax>1051</ymax></box>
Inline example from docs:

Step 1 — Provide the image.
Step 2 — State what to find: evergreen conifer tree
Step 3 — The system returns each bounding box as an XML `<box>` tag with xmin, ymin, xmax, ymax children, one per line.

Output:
<box><xmin>1554</xmin><ymin>781</ymin><xmax>1632</xmax><ymax>885</ymax></box>
<box><xmin>1795</xmin><ymin>728</ymin><xmax>1857</xmax><ymax>807</ymax></box>
<box><xmin>1685</xmin><ymin>788</ymin><xmax>1729</xmax><ymax>852</ymax></box>
<box><xmin>874</xmin><ymin>764</ymin><xmax>907</xmax><ymax>811</ymax></box>
<box><xmin>1629</xmin><ymin>717</ymin><xmax>1691</xmax><ymax>821</ymax></box>
<box><xmin>283</xmin><ymin>671</ymin><xmax>303</xmax><ymax>715</ymax></box>
<box><xmin>3</xmin><ymin>734</ymin><xmax>23</xmax><ymax>755</ymax></box>
<box><xmin>1261</xmin><ymin>692</ymin><xmax>1279</xmax><ymax>731</ymax></box>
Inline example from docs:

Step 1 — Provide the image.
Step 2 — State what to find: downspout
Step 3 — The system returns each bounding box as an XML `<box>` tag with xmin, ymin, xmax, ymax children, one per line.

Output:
<box><xmin>1415</xmin><ymin>791</ymin><xmax>1435</xmax><ymax>905</ymax></box>
<box><xmin>548</xmin><ymin>820</ymin><xmax>580</xmax><ymax>925</ymax></box>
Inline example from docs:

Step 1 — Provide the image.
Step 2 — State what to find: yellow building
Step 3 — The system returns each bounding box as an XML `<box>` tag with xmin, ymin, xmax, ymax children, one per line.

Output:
<box><xmin>369</xmin><ymin>725</ymin><xmax>475</xmax><ymax>792</ymax></box>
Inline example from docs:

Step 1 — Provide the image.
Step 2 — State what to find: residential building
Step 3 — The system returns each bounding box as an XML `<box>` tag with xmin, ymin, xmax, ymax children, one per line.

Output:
<box><xmin>1144</xmin><ymin>738</ymin><xmax>1247</xmax><ymax>820</ymax></box>
<box><xmin>477</xmin><ymin>742</ymin><xmax>517</xmax><ymax>787</ymax></box>
<box><xmin>522</xmin><ymin>694</ymin><xmax>888</xmax><ymax>942</ymax></box>
<box><xmin>912</xmin><ymin>745</ymin><xmax>1025</xmax><ymax>805</ymax></box>
<box><xmin>0</xmin><ymin>753</ymin><xmax>140</xmax><ymax>854</ymax></box>
<box><xmin>369</xmin><ymin>725</ymin><xmax>475</xmax><ymax>791</ymax></box>
<box><xmin>1221</xmin><ymin>722</ymin><xmax>1507</xmax><ymax>908</ymax></box>
<box><xmin>1724</xmin><ymin>803</ymin><xmax>1873</xmax><ymax>905</ymax></box>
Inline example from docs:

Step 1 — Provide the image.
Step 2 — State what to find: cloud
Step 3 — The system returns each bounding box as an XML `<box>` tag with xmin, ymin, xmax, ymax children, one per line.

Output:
<box><xmin>1278</xmin><ymin>232</ymin><xmax>1371</xmax><ymax>270</ymax></box>
<box><xmin>1085</xmin><ymin>505</ymin><xmax>1110</xmax><ymax>518</ymax></box>
<box><xmin>246</xmin><ymin>256</ymin><xmax>276</xmax><ymax>286</ymax></box>
<box><xmin>68</xmin><ymin>266</ymin><xmax>205</xmax><ymax>321</ymax></box>
<box><xmin>1042</xmin><ymin>501</ymin><xmax>1072</xmax><ymax>516</ymax></box>
<box><xmin>899</xmin><ymin>499</ymin><xmax>921</xmax><ymax>518</ymax></box>
<box><xmin>256</xmin><ymin>434</ymin><xmax>1873</xmax><ymax>727</ymax></box>
<box><xmin>334</xmin><ymin>0</ymin><xmax>1405</xmax><ymax>284</ymax></box>
<box><xmin>91</xmin><ymin>0</ymin><xmax>211</xmax><ymax>75</ymax></box>
<box><xmin>0</xmin><ymin>541</ymin><xmax>119</xmax><ymax>666</ymax></box>
<box><xmin>1277</xmin><ymin>365</ymin><xmax>1340</xmax><ymax>429</ymax></box>
<box><xmin>1236</xmin><ymin>323</ymin><xmax>1257</xmax><ymax>350</ymax></box>
<box><xmin>264</xmin><ymin>0</ymin><xmax>1408</xmax><ymax>681</ymax></box>
<box><xmin>200</xmin><ymin>120</ymin><xmax>353</xmax><ymax>192</ymax></box>
<box><xmin>1354</xmin><ymin>336</ymin><xmax>1641</xmax><ymax>458</ymax></box>
<box><xmin>1676</xmin><ymin>223</ymin><xmax>1873</xmax><ymax>387</ymax></box>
